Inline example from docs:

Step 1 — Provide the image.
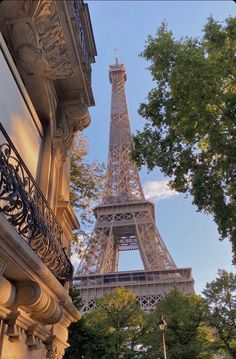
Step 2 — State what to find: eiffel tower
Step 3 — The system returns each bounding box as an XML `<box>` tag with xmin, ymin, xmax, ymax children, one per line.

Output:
<box><xmin>75</xmin><ymin>55</ymin><xmax>194</xmax><ymax>313</ymax></box>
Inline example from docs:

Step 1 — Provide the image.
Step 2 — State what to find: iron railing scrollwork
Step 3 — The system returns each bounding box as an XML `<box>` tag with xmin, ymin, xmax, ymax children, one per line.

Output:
<box><xmin>72</xmin><ymin>0</ymin><xmax>92</xmax><ymax>79</ymax></box>
<box><xmin>0</xmin><ymin>124</ymin><xmax>73</xmax><ymax>282</ymax></box>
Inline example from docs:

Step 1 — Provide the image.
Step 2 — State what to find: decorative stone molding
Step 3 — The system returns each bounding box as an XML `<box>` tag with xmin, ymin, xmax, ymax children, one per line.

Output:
<box><xmin>0</xmin><ymin>0</ymin><xmax>97</xmax><ymax>127</ymax></box>
<box><xmin>56</xmin><ymin>200</ymin><xmax>80</xmax><ymax>251</ymax></box>
<box><xmin>6</xmin><ymin>0</ymin><xmax>73</xmax><ymax>80</ymax></box>
<box><xmin>5</xmin><ymin>310</ymin><xmax>21</xmax><ymax>342</ymax></box>
<box><xmin>0</xmin><ymin>213</ymin><xmax>80</xmax><ymax>322</ymax></box>
<box><xmin>44</xmin><ymin>335</ymin><xmax>56</xmax><ymax>359</ymax></box>
<box><xmin>0</xmin><ymin>306</ymin><xmax>69</xmax><ymax>356</ymax></box>
<box><xmin>15</xmin><ymin>282</ymin><xmax>63</xmax><ymax>325</ymax></box>
<box><xmin>52</xmin><ymin>100</ymin><xmax>90</xmax><ymax>161</ymax></box>
<box><xmin>25</xmin><ymin>324</ymin><xmax>41</xmax><ymax>350</ymax></box>
<box><xmin>0</xmin><ymin>256</ymin><xmax>6</xmax><ymax>279</ymax></box>
<box><xmin>52</xmin><ymin>138</ymin><xmax>69</xmax><ymax>168</ymax></box>
<box><xmin>44</xmin><ymin>334</ymin><xmax>64</xmax><ymax>359</ymax></box>
<box><xmin>34</xmin><ymin>1</ymin><xmax>73</xmax><ymax>80</ymax></box>
<box><xmin>63</xmin><ymin>102</ymin><xmax>91</xmax><ymax>132</ymax></box>
<box><xmin>9</xmin><ymin>21</ymin><xmax>51</xmax><ymax>77</ymax></box>
<box><xmin>0</xmin><ymin>276</ymin><xmax>16</xmax><ymax>308</ymax></box>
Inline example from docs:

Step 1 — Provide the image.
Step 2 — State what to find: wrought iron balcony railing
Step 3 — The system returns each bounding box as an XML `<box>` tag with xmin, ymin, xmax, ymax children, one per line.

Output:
<box><xmin>0</xmin><ymin>123</ymin><xmax>73</xmax><ymax>283</ymax></box>
<box><xmin>72</xmin><ymin>0</ymin><xmax>92</xmax><ymax>79</ymax></box>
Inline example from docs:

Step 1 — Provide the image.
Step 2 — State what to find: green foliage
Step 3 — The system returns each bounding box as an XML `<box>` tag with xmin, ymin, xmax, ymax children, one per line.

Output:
<box><xmin>65</xmin><ymin>286</ymin><xmax>107</xmax><ymax>359</ymax></box>
<box><xmin>64</xmin><ymin>316</ymin><xmax>107</xmax><ymax>359</ymax></box>
<box><xmin>142</xmin><ymin>288</ymin><xmax>213</xmax><ymax>359</ymax></box>
<box><xmin>132</xmin><ymin>17</ymin><xmax>236</xmax><ymax>262</ymax></box>
<box><xmin>203</xmin><ymin>270</ymin><xmax>236</xmax><ymax>358</ymax></box>
<box><xmin>69</xmin><ymin>286</ymin><xmax>83</xmax><ymax>310</ymax></box>
<box><xmin>70</xmin><ymin>133</ymin><xmax>106</xmax><ymax>225</ymax></box>
<box><xmin>85</xmin><ymin>288</ymin><xmax>146</xmax><ymax>358</ymax></box>
<box><xmin>67</xmin><ymin>284</ymin><xmax>236</xmax><ymax>359</ymax></box>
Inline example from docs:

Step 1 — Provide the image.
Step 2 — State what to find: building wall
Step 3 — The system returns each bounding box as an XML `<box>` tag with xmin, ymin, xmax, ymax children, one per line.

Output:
<box><xmin>0</xmin><ymin>0</ymin><xmax>97</xmax><ymax>358</ymax></box>
<box><xmin>0</xmin><ymin>46</ymin><xmax>43</xmax><ymax>180</ymax></box>
<box><xmin>0</xmin><ymin>329</ymin><xmax>47</xmax><ymax>359</ymax></box>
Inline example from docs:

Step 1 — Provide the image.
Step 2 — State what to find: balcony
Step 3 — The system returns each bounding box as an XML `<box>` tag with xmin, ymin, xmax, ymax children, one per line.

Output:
<box><xmin>72</xmin><ymin>0</ymin><xmax>93</xmax><ymax>80</ymax></box>
<box><xmin>0</xmin><ymin>123</ymin><xmax>73</xmax><ymax>283</ymax></box>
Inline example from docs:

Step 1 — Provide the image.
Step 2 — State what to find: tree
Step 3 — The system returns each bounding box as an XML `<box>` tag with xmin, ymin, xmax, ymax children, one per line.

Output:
<box><xmin>64</xmin><ymin>287</ymin><xmax>107</xmax><ymax>359</ymax></box>
<box><xmin>64</xmin><ymin>317</ymin><xmax>108</xmax><ymax>359</ymax></box>
<box><xmin>70</xmin><ymin>132</ymin><xmax>106</xmax><ymax>226</ymax></box>
<box><xmin>85</xmin><ymin>288</ymin><xmax>146</xmax><ymax>358</ymax></box>
<box><xmin>203</xmin><ymin>270</ymin><xmax>236</xmax><ymax>359</ymax></box>
<box><xmin>142</xmin><ymin>288</ymin><xmax>213</xmax><ymax>359</ymax></box>
<box><xmin>132</xmin><ymin>17</ymin><xmax>236</xmax><ymax>262</ymax></box>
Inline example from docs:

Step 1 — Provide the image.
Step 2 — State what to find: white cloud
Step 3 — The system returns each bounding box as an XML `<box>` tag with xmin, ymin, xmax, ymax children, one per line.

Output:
<box><xmin>143</xmin><ymin>180</ymin><xmax>179</xmax><ymax>201</ymax></box>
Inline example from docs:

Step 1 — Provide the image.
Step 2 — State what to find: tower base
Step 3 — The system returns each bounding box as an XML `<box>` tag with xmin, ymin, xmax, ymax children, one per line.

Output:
<box><xmin>74</xmin><ymin>268</ymin><xmax>195</xmax><ymax>314</ymax></box>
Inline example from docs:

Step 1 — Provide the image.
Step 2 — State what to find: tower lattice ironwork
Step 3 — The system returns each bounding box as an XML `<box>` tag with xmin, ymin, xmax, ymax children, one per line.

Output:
<box><xmin>75</xmin><ymin>56</ymin><xmax>194</xmax><ymax>313</ymax></box>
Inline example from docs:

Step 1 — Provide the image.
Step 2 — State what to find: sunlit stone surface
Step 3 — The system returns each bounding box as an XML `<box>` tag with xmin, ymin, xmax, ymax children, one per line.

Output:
<box><xmin>0</xmin><ymin>1</ymin><xmax>96</xmax><ymax>357</ymax></box>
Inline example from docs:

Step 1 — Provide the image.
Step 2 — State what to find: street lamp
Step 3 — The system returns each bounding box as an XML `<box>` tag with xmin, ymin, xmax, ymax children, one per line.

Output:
<box><xmin>158</xmin><ymin>315</ymin><xmax>167</xmax><ymax>359</ymax></box>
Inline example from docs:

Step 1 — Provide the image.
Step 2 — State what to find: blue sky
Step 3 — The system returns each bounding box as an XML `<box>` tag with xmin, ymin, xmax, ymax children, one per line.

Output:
<box><xmin>82</xmin><ymin>0</ymin><xmax>236</xmax><ymax>294</ymax></box>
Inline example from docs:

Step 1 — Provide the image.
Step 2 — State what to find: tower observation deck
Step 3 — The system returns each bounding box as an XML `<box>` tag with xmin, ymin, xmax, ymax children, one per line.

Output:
<box><xmin>74</xmin><ymin>57</ymin><xmax>194</xmax><ymax>313</ymax></box>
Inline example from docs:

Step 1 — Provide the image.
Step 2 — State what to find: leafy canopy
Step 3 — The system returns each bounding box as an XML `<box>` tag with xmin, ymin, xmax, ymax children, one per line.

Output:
<box><xmin>132</xmin><ymin>17</ymin><xmax>236</xmax><ymax>262</ymax></box>
<box><xmin>70</xmin><ymin>132</ymin><xmax>106</xmax><ymax>226</ymax></box>
<box><xmin>64</xmin><ymin>287</ymin><xmax>107</xmax><ymax>359</ymax></box>
<box><xmin>66</xmin><ymin>281</ymin><xmax>236</xmax><ymax>359</ymax></box>
<box><xmin>203</xmin><ymin>270</ymin><xmax>236</xmax><ymax>359</ymax></box>
<box><xmin>85</xmin><ymin>288</ymin><xmax>146</xmax><ymax>359</ymax></box>
<box><xmin>142</xmin><ymin>288</ymin><xmax>213</xmax><ymax>359</ymax></box>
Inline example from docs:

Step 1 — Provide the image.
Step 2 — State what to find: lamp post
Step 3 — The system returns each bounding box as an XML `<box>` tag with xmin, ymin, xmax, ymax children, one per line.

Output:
<box><xmin>158</xmin><ymin>315</ymin><xmax>167</xmax><ymax>359</ymax></box>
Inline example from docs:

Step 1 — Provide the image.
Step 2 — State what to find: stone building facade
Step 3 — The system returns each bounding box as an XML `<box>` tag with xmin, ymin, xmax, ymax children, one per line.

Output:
<box><xmin>0</xmin><ymin>1</ymin><xmax>96</xmax><ymax>358</ymax></box>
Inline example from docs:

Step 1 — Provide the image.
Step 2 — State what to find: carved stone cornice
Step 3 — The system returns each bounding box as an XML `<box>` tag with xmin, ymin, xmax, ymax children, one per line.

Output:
<box><xmin>5</xmin><ymin>1</ymin><xmax>73</xmax><ymax>80</ymax></box>
<box><xmin>5</xmin><ymin>310</ymin><xmax>21</xmax><ymax>342</ymax></box>
<box><xmin>57</xmin><ymin>200</ymin><xmax>80</xmax><ymax>232</ymax></box>
<box><xmin>62</xmin><ymin>102</ymin><xmax>91</xmax><ymax>132</ymax></box>
<box><xmin>0</xmin><ymin>0</ymin><xmax>96</xmax><ymax>125</ymax></box>
<box><xmin>0</xmin><ymin>214</ymin><xmax>80</xmax><ymax>321</ymax></box>
<box><xmin>0</xmin><ymin>276</ymin><xmax>16</xmax><ymax>308</ymax></box>
<box><xmin>44</xmin><ymin>334</ymin><xmax>64</xmax><ymax>359</ymax></box>
<box><xmin>15</xmin><ymin>282</ymin><xmax>63</xmax><ymax>325</ymax></box>
<box><xmin>52</xmin><ymin>100</ymin><xmax>90</xmax><ymax>159</ymax></box>
<box><xmin>25</xmin><ymin>324</ymin><xmax>42</xmax><ymax>350</ymax></box>
<box><xmin>34</xmin><ymin>1</ymin><xmax>74</xmax><ymax>80</ymax></box>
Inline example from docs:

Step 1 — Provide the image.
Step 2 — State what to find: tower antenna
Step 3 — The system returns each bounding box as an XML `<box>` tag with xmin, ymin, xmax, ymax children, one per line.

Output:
<box><xmin>115</xmin><ymin>49</ymin><xmax>119</xmax><ymax>64</ymax></box>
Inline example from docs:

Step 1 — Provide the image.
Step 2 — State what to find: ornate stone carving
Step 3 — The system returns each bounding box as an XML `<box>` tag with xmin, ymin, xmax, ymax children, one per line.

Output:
<box><xmin>15</xmin><ymin>282</ymin><xmax>63</xmax><ymax>325</ymax></box>
<box><xmin>53</xmin><ymin>123</ymin><xmax>74</xmax><ymax>162</ymax></box>
<box><xmin>25</xmin><ymin>324</ymin><xmax>41</xmax><ymax>350</ymax></box>
<box><xmin>5</xmin><ymin>311</ymin><xmax>20</xmax><ymax>342</ymax></box>
<box><xmin>53</xmin><ymin>101</ymin><xmax>90</xmax><ymax>160</ymax></box>
<box><xmin>0</xmin><ymin>276</ymin><xmax>16</xmax><ymax>308</ymax></box>
<box><xmin>44</xmin><ymin>335</ymin><xmax>56</xmax><ymax>359</ymax></box>
<box><xmin>34</xmin><ymin>1</ymin><xmax>73</xmax><ymax>79</ymax></box>
<box><xmin>13</xmin><ymin>0</ymin><xmax>33</xmax><ymax>16</ymax></box>
<box><xmin>63</xmin><ymin>102</ymin><xmax>90</xmax><ymax>132</ymax></box>
<box><xmin>10</xmin><ymin>21</ymin><xmax>51</xmax><ymax>76</ymax></box>
<box><xmin>6</xmin><ymin>0</ymin><xmax>73</xmax><ymax>80</ymax></box>
<box><xmin>44</xmin><ymin>334</ymin><xmax>64</xmax><ymax>359</ymax></box>
<box><xmin>52</xmin><ymin>138</ymin><xmax>69</xmax><ymax>169</ymax></box>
